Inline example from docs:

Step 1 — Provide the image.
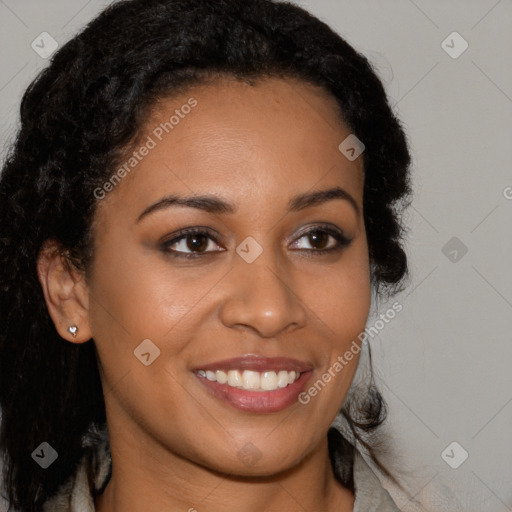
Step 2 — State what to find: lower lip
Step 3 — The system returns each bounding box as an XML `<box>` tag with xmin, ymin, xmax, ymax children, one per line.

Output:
<box><xmin>195</xmin><ymin>372</ymin><xmax>312</xmax><ymax>413</ymax></box>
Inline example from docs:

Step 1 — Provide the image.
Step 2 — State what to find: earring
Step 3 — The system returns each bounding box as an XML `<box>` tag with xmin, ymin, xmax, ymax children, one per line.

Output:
<box><xmin>68</xmin><ymin>325</ymin><xmax>78</xmax><ymax>338</ymax></box>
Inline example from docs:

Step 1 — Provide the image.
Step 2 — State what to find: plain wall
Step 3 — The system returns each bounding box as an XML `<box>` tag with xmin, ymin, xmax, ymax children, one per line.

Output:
<box><xmin>1</xmin><ymin>1</ymin><xmax>511</xmax><ymax>510</ymax></box>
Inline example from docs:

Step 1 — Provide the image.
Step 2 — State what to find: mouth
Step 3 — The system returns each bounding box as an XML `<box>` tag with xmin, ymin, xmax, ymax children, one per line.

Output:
<box><xmin>193</xmin><ymin>355</ymin><xmax>313</xmax><ymax>413</ymax></box>
<box><xmin>197</xmin><ymin>368</ymin><xmax>301</xmax><ymax>392</ymax></box>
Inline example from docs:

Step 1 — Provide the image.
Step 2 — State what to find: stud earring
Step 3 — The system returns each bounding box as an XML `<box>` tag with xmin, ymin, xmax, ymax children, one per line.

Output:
<box><xmin>68</xmin><ymin>325</ymin><xmax>78</xmax><ymax>338</ymax></box>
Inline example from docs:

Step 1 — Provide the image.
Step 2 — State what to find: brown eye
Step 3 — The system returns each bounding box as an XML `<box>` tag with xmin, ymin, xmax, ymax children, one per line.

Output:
<box><xmin>307</xmin><ymin>230</ymin><xmax>330</xmax><ymax>250</ymax></box>
<box><xmin>185</xmin><ymin>234</ymin><xmax>209</xmax><ymax>252</ymax></box>
<box><xmin>162</xmin><ymin>228</ymin><xmax>224</xmax><ymax>258</ymax></box>
<box><xmin>290</xmin><ymin>225</ymin><xmax>352</xmax><ymax>253</ymax></box>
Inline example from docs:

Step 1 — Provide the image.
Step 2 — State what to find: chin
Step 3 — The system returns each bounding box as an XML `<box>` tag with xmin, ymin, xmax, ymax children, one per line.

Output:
<box><xmin>198</xmin><ymin>444</ymin><xmax>310</xmax><ymax>479</ymax></box>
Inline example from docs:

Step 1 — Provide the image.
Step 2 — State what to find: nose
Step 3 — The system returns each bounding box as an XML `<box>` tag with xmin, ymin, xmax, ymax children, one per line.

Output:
<box><xmin>218</xmin><ymin>250</ymin><xmax>307</xmax><ymax>338</ymax></box>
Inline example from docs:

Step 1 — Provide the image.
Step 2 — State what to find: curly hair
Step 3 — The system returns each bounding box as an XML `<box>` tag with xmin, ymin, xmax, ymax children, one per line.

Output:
<box><xmin>0</xmin><ymin>0</ymin><xmax>412</xmax><ymax>509</ymax></box>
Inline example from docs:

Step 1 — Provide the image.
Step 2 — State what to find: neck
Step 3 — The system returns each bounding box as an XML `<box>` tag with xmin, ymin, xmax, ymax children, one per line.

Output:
<box><xmin>95</xmin><ymin>424</ymin><xmax>354</xmax><ymax>512</ymax></box>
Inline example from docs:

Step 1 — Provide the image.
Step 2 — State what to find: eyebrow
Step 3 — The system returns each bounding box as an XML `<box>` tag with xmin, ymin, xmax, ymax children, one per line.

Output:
<box><xmin>136</xmin><ymin>185</ymin><xmax>359</xmax><ymax>223</ymax></box>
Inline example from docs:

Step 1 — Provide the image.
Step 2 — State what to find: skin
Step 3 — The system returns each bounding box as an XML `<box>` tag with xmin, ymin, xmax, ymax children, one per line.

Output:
<box><xmin>37</xmin><ymin>76</ymin><xmax>371</xmax><ymax>512</ymax></box>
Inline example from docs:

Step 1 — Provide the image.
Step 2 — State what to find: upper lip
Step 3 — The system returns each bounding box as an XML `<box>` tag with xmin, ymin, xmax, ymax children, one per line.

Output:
<box><xmin>193</xmin><ymin>355</ymin><xmax>313</xmax><ymax>373</ymax></box>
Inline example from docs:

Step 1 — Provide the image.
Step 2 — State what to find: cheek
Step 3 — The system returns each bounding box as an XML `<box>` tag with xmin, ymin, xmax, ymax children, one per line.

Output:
<box><xmin>86</xmin><ymin>239</ymin><xmax>227</xmax><ymax>388</ymax></box>
<box><xmin>300</xmin><ymin>253</ymin><xmax>370</xmax><ymax>420</ymax></box>
<box><xmin>87</xmin><ymin>244</ymin><xmax>188</xmax><ymax>338</ymax></box>
<box><xmin>308</xmin><ymin>246</ymin><xmax>371</xmax><ymax>345</ymax></box>
<box><xmin>303</xmin><ymin>240</ymin><xmax>371</xmax><ymax>413</ymax></box>
<box><xmin>85</xmin><ymin>242</ymin><xmax>180</xmax><ymax>373</ymax></box>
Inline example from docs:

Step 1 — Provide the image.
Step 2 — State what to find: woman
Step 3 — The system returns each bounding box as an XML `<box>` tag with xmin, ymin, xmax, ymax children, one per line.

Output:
<box><xmin>0</xmin><ymin>0</ymin><xmax>412</xmax><ymax>510</ymax></box>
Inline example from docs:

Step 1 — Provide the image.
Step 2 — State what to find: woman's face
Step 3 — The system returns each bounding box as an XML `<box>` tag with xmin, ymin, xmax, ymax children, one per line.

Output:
<box><xmin>86</xmin><ymin>76</ymin><xmax>371</xmax><ymax>476</ymax></box>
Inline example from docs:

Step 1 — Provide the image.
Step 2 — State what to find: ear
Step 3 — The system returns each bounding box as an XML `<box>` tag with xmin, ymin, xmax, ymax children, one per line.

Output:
<box><xmin>37</xmin><ymin>239</ymin><xmax>92</xmax><ymax>344</ymax></box>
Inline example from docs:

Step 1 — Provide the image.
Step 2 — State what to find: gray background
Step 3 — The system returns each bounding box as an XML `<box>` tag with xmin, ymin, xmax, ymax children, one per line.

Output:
<box><xmin>1</xmin><ymin>1</ymin><xmax>511</xmax><ymax>511</ymax></box>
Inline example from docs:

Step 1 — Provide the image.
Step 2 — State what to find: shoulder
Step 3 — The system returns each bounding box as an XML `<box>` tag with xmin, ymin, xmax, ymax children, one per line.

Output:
<box><xmin>42</xmin><ymin>423</ymin><xmax>111</xmax><ymax>512</ymax></box>
<box><xmin>328</xmin><ymin>413</ymin><xmax>401</xmax><ymax>512</ymax></box>
<box><xmin>352</xmin><ymin>450</ymin><xmax>401</xmax><ymax>512</ymax></box>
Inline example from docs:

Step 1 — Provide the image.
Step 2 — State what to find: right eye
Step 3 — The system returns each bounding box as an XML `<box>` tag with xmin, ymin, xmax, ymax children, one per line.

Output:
<box><xmin>161</xmin><ymin>228</ymin><xmax>225</xmax><ymax>259</ymax></box>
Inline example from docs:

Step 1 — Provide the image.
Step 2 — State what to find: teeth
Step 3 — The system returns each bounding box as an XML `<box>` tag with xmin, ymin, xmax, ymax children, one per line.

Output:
<box><xmin>277</xmin><ymin>370</ymin><xmax>289</xmax><ymax>388</ymax></box>
<box><xmin>215</xmin><ymin>370</ymin><xmax>227</xmax><ymax>384</ymax></box>
<box><xmin>227</xmin><ymin>369</ymin><xmax>242</xmax><ymax>387</ymax></box>
<box><xmin>243</xmin><ymin>370</ymin><xmax>260</xmax><ymax>390</ymax></box>
<box><xmin>261</xmin><ymin>371</ymin><xmax>277</xmax><ymax>391</ymax></box>
<box><xmin>198</xmin><ymin>369</ymin><xmax>301</xmax><ymax>391</ymax></box>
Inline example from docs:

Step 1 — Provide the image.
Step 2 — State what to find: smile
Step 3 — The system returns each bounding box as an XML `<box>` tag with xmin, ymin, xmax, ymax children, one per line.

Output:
<box><xmin>197</xmin><ymin>369</ymin><xmax>301</xmax><ymax>392</ymax></box>
<box><xmin>193</xmin><ymin>355</ymin><xmax>313</xmax><ymax>413</ymax></box>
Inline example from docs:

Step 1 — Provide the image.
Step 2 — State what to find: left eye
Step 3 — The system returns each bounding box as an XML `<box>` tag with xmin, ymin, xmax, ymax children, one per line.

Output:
<box><xmin>290</xmin><ymin>227</ymin><xmax>351</xmax><ymax>252</ymax></box>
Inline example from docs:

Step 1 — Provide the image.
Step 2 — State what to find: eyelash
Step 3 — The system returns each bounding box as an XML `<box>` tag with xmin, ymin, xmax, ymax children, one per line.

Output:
<box><xmin>161</xmin><ymin>224</ymin><xmax>353</xmax><ymax>259</ymax></box>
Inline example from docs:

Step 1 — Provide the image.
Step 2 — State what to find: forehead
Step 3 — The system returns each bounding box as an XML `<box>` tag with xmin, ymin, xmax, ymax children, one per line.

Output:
<box><xmin>98</xmin><ymin>76</ymin><xmax>364</xmax><ymax>218</ymax></box>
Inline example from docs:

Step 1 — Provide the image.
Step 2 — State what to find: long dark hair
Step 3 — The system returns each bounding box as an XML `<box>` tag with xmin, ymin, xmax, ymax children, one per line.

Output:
<box><xmin>0</xmin><ymin>0</ymin><xmax>412</xmax><ymax>509</ymax></box>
